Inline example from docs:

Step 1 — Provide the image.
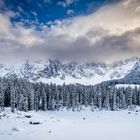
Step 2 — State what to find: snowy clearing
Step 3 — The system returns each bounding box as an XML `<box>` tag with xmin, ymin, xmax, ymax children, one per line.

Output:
<box><xmin>0</xmin><ymin>108</ymin><xmax>140</xmax><ymax>140</ymax></box>
<box><xmin>116</xmin><ymin>84</ymin><xmax>140</xmax><ymax>89</ymax></box>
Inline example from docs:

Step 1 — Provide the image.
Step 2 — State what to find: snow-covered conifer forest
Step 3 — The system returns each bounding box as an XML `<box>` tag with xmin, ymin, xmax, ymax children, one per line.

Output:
<box><xmin>0</xmin><ymin>78</ymin><xmax>140</xmax><ymax>112</ymax></box>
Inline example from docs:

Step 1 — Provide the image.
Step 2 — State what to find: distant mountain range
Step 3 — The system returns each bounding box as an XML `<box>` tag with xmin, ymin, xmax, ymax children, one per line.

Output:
<box><xmin>0</xmin><ymin>57</ymin><xmax>140</xmax><ymax>85</ymax></box>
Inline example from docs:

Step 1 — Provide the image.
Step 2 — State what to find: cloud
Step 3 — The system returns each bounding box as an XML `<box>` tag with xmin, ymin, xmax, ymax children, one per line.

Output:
<box><xmin>0</xmin><ymin>0</ymin><xmax>5</xmax><ymax>8</ymax></box>
<box><xmin>0</xmin><ymin>12</ymin><xmax>43</xmax><ymax>46</ymax></box>
<box><xmin>0</xmin><ymin>11</ymin><xmax>44</xmax><ymax>63</ymax></box>
<box><xmin>57</xmin><ymin>0</ymin><xmax>79</xmax><ymax>8</ymax></box>
<box><xmin>32</xmin><ymin>27</ymin><xmax>140</xmax><ymax>63</ymax></box>
<box><xmin>0</xmin><ymin>0</ymin><xmax>140</xmax><ymax>64</ymax></box>
<box><xmin>67</xmin><ymin>9</ymin><xmax>74</xmax><ymax>15</ymax></box>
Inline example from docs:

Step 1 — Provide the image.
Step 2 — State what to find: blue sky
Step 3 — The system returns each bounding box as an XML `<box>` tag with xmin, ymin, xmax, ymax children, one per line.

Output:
<box><xmin>1</xmin><ymin>0</ymin><xmax>119</xmax><ymax>27</ymax></box>
<box><xmin>0</xmin><ymin>0</ymin><xmax>140</xmax><ymax>64</ymax></box>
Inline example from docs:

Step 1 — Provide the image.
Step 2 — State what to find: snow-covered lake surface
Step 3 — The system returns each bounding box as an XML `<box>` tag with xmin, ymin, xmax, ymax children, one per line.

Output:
<box><xmin>0</xmin><ymin>108</ymin><xmax>140</xmax><ymax>140</ymax></box>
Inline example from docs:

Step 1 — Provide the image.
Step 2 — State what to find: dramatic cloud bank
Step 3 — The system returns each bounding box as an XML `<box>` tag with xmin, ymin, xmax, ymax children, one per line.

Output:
<box><xmin>0</xmin><ymin>0</ymin><xmax>140</xmax><ymax>64</ymax></box>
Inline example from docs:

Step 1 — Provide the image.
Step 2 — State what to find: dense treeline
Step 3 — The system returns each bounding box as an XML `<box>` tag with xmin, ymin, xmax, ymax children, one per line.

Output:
<box><xmin>0</xmin><ymin>78</ymin><xmax>140</xmax><ymax>112</ymax></box>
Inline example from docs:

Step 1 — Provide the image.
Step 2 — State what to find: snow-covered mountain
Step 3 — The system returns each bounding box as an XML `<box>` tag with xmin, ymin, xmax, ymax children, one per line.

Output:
<box><xmin>0</xmin><ymin>57</ymin><xmax>140</xmax><ymax>85</ymax></box>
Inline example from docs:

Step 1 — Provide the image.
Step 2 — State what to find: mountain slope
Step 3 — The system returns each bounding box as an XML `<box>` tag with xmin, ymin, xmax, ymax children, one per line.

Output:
<box><xmin>122</xmin><ymin>61</ymin><xmax>140</xmax><ymax>84</ymax></box>
<box><xmin>99</xmin><ymin>59</ymin><xmax>140</xmax><ymax>86</ymax></box>
<box><xmin>0</xmin><ymin>57</ymin><xmax>139</xmax><ymax>85</ymax></box>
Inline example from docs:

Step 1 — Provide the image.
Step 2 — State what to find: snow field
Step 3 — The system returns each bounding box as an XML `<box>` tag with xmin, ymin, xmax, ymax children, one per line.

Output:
<box><xmin>0</xmin><ymin>107</ymin><xmax>140</xmax><ymax>140</ymax></box>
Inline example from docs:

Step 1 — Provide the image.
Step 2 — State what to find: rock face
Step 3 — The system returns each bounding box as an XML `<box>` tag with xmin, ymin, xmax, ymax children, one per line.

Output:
<box><xmin>0</xmin><ymin>57</ymin><xmax>139</xmax><ymax>85</ymax></box>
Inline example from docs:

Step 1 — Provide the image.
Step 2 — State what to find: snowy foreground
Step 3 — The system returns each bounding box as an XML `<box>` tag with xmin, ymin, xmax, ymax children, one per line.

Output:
<box><xmin>0</xmin><ymin>108</ymin><xmax>140</xmax><ymax>140</ymax></box>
